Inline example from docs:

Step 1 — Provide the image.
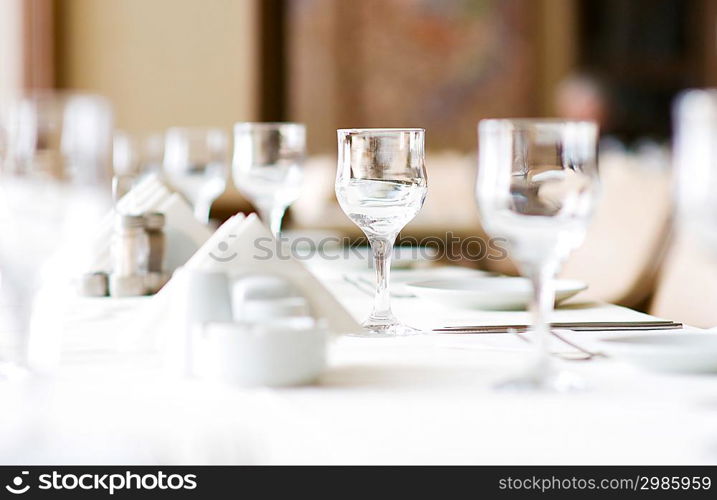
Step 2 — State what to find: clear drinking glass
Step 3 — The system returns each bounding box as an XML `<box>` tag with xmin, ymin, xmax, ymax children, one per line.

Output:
<box><xmin>0</xmin><ymin>91</ymin><xmax>113</xmax><ymax>375</ymax></box>
<box><xmin>335</xmin><ymin>128</ymin><xmax>428</xmax><ymax>336</ymax></box>
<box><xmin>673</xmin><ymin>90</ymin><xmax>717</xmax><ymax>252</ymax></box>
<box><xmin>232</xmin><ymin>122</ymin><xmax>305</xmax><ymax>237</ymax></box>
<box><xmin>112</xmin><ymin>131</ymin><xmax>142</xmax><ymax>203</ymax></box>
<box><xmin>163</xmin><ymin>127</ymin><xmax>228</xmax><ymax>224</ymax></box>
<box><xmin>476</xmin><ymin>119</ymin><xmax>599</xmax><ymax>391</ymax></box>
<box><xmin>112</xmin><ymin>130</ymin><xmax>165</xmax><ymax>203</ymax></box>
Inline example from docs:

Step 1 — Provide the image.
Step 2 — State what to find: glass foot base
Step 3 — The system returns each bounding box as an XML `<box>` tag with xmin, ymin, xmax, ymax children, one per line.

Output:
<box><xmin>494</xmin><ymin>361</ymin><xmax>586</xmax><ymax>393</ymax></box>
<box><xmin>0</xmin><ymin>360</ymin><xmax>29</xmax><ymax>383</ymax></box>
<box><xmin>349</xmin><ymin>317</ymin><xmax>421</xmax><ymax>338</ymax></box>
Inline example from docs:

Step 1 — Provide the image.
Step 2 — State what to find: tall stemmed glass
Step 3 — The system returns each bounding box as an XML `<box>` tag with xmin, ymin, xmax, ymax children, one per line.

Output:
<box><xmin>163</xmin><ymin>127</ymin><xmax>228</xmax><ymax>224</ymax></box>
<box><xmin>673</xmin><ymin>90</ymin><xmax>717</xmax><ymax>252</ymax></box>
<box><xmin>112</xmin><ymin>130</ymin><xmax>165</xmax><ymax>203</ymax></box>
<box><xmin>476</xmin><ymin>119</ymin><xmax>599</xmax><ymax>390</ymax></box>
<box><xmin>335</xmin><ymin>128</ymin><xmax>427</xmax><ymax>336</ymax></box>
<box><xmin>232</xmin><ymin>123</ymin><xmax>305</xmax><ymax>238</ymax></box>
<box><xmin>0</xmin><ymin>92</ymin><xmax>113</xmax><ymax>375</ymax></box>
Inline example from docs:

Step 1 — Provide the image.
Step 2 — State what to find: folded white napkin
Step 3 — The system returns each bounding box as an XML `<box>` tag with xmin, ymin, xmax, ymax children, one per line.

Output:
<box><xmin>88</xmin><ymin>174</ymin><xmax>212</xmax><ymax>272</ymax></box>
<box><xmin>156</xmin><ymin>193</ymin><xmax>213</xmax><ymax>271</ymax></box>
<box><xmin>136</xmin><ymin>214</ymin><xmax>361</xmax><ymax>354</ymax></box>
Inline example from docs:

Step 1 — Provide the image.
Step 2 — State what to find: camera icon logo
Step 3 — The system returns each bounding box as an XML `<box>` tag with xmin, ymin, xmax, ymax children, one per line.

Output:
<box><xmin>209</xmin><ymin>235</ymin><xmax>238</xmax><ymax>262</ymax></box>
<box><xmin>5</xmin><ymin>471</ymin><xmax>30</xmax><ymax>494</ymax></box>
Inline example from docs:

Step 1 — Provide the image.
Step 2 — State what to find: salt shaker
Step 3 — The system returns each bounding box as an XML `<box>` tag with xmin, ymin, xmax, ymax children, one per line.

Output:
<box><xmin>144</xmin><ymin>212</ymin><xmax>169</xmax><ymax>293</ymax></box>
<box><xmin>182</xmin><ymin>270</ymin><xmax>234</xmax><ymax>378</ymax></box>
<box><xmin>79</xmin><ymin>272</ymin><xmax>109</xmax><ymax>297</ymax></box>
<box><xmin>109</xmin><ymin>214</ymin><xmax>149</xmax><ymax>297</ymax></box>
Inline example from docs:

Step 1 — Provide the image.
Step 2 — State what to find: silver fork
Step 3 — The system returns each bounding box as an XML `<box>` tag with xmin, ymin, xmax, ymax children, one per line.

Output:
<box><xmin>510</xmin><ymin>329</ymin><xmax>601</xmax><ymax>362</ymax></box>
<box><xmin>551</xmin><ymin>329</ymin><xmax>607</xmax><ymax>360</ymax></box>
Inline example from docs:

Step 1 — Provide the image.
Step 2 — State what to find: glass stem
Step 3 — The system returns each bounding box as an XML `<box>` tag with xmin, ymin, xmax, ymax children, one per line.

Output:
<box><xmin>369</xmin><ymin>234</ymin><xmax>396</xmax><ymax>321</ymax></box>
<box><xmin>528</xmin><ymin>261</ymin><xmax>558</xmax><ymax>370</ymax></box>
<box><xmin>258</xmin><ymin>205</ymin><xmax>286</xmax><ymax>239</ymax></box>
<box><xmin>193</xmin><ymin>198</ymin><xmax>212</xmax><ymax>225</ymax></box>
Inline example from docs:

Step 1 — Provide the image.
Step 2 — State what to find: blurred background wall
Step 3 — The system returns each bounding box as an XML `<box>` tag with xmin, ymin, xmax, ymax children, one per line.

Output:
<box><xmin>0</xmin><ymin>1</ymin><xmax>23</xmax><ymax>106</ymax></box>
<box><xmin>286</xmin><ymin>0</ymin><xmax>717</xmax><ymax>151</ymax></box>
<box><xmin>54</xmin><ymin>0</ymin><xmax>259</xmax><ymax>131</ymax></box>
<box><xmin>7</xmin><ymin>0</ymin><xmax>716</xmax><ymax>146</ymax></box>
<box><xmin>288</xmin><ymin>0</ymin><xmax>577</xmax><ymax>152</ymax></box>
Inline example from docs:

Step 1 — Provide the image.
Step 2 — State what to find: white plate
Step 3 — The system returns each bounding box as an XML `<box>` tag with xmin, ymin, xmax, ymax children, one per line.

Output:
<box><xmin>597</xmin><ymin>332</ymin><xmax>717</xmax><ymax>374</ymax></box>
<box><xmin>313</xmin><ymin>246</ymin><xmax>439</xmax><ymax>271</ymax></box>
<box><xmin>390</xmin><ymin>267</ymin><xmax>491</xmax><ymax>284</ymax></box>
<box><xmin>405</xmin><ymin>277</ymin><xmax>587</xmax><ymax>310</ymax></box>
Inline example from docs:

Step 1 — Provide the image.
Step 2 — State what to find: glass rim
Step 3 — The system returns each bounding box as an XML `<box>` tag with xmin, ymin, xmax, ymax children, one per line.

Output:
<box><xmin>337</xmin><ymin>127</ymin><xmax>425</xmax><ymax>135</ymax></box>
<box><xmin>165</xmin><ymin>126</ymin><xmax>228</xmax><ymax>139</ymax></box>
<box><xmin>1</xmin><ymin>91</ymin><xmax>112</xmax><ymax>117</ymax></box>
<box><xmin>234</xmin><ymin>121</ymin><xmax>305</xmax><ymax>131</ymax></box>
<box><xmin>674</xmin><ymin>89</ymin><xmax>717</xmax><ymax>119</ymax></box>
<box><xmin>676</xmin><ymin>88</ymin><xmax>717</xmax><ymax>102</ymax></box>
<box><xmin>479</xmin><ymin>118</ymin><xmax>597</xmax><ymax>132</ymax></box>
<box><xmin>6</xmin><ymin>89</ymin><xmax>109</xmax><ymax>102</ymax></box>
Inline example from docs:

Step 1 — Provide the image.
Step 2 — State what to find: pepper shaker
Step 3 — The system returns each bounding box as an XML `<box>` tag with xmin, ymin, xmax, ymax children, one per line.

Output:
<box><xmin>144</xmin><ymin>212</ymin><xmax>169</xmax><ymax>293</ymax></box>
<box><xmin>109</xmin><ymin>214</ymin><xmax>149</xmax><ymax>297</ymax></box>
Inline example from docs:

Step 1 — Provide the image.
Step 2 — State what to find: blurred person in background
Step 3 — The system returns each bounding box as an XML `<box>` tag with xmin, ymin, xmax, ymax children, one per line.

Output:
<box><xmin>555</xmin><ymin>73</ymin><xmax>611</xmax><ymax>128</ymax></box>
<box><xmin>554</xmin><ymin>72</ymin><xmax>628</xmax><ymax>154</ymax></box>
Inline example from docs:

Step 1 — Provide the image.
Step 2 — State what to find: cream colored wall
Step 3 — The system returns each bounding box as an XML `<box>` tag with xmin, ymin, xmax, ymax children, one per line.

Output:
<box><xmin>0</xmin><ymin>0</ymin><xmax>24</xmax><ymax>108</ymax></box>
<box><xmin>56</xmin><ymin>0</ymin><xmax>259</xmax><ymax>133</ymax></box>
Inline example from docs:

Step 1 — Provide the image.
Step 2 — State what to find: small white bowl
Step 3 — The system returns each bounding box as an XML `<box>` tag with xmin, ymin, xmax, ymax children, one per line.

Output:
<box><xmin>232</xmin><ymin>275</ymin><xmax>297</xmax><ymax>301</ymax></box>
<box><xmin>194</xmin><ymin>318</ymin><xmax>327</xmax><ymax>387</ymax></box>
<box><xmin>598</xmin><ymin>332</ymin><xmax>717</xmax><ymax>374</ymax></box>
<box><xmin>237</xmin><ymin>297</ymin><xmax>311</xmax><ymax>323</ymax></box>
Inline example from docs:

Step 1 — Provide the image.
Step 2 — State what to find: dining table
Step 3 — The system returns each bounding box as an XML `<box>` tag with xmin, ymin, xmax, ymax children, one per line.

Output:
<box><xmin>0</xmin><ymin>254</ymin><xmax>715</xmax><ymax>465</ymax></box>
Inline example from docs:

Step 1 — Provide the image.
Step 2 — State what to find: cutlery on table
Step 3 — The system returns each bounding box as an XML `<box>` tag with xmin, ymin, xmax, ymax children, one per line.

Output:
<box><xmin>510</xmin><ymin>329</ymin><xmax>600</xmax><ymax>362</ymax></box>
<box><xmin>433</xmin><ymin>321</ymin><xmax>682</xmax><ymax>334</ymax></box>
<box><xmin>551</xmin><ymin>329</ymin><xmax>607</xmax><ymax>360</ymax></box>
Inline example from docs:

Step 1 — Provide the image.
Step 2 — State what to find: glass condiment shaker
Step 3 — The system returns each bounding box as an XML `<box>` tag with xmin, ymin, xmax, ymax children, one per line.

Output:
<box><xmin>144</xmin><ymin>211</ymin><xmax>169</xmax><ymax>293</ymax></box>
<box><xmin>109</xmin><ymin>214</ymin><xmax>149</xmax><ymax>297</ymax></box>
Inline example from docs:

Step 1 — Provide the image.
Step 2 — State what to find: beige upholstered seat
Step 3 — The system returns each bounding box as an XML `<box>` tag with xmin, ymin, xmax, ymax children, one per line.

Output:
<box><xmin>650</xmin><ymin>231</ymin><xmax>717</xmax><ymax>328</ymax></box>
<box><xmin>559</xmin><ymin>150</ymin><xmax>673</xmax><ymax>307</ymax></box>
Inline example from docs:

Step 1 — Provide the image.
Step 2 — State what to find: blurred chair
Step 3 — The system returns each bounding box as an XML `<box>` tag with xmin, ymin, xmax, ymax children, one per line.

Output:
<box><xmin>650</xmin><ymin>231</ymin><xmax>717</xmax><ymax>327</ymax></box>
<box><xmin>558</xmin><ymin>148</ymin><xmax>673</xmax><ymax>308</ymax></box>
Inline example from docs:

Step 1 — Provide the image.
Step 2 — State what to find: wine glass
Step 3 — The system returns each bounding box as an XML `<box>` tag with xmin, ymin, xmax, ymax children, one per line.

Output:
<box><xmin>0</xmin><ymin>91</ymin><xmax>113</xmax><ymax>375</ymax></box>
<box><xmin>476</xmin><ymin>119</ymin><xmax>599</xmax><ymax>391</ymax></box>
<box><xmin>112</xmin><ymin>131</ymin><xmax>142</xmax><ymax>203</ymax></box>
<box><xmin>112</xmin><ymin>131</ymin><xmax>164</xmax><ymax>200</ymax></box>
<box><xmin>232</xmin><ymin>122</ymin><xmax>305</xmax><ymax>237</ymax></box>
<box><xmin>673</xmin><ymin>90</ymin><xmax>717</xmax><ymax>253</ymax></box>
<box><xmin>335</xmin><ymin>128</ymin><xmax>427</xmax><ymax>336</ymax></box>
<box><xmin>163</xmin><ymin>127</ymin><xmax>228</xmax><ymax>224</ymax></box>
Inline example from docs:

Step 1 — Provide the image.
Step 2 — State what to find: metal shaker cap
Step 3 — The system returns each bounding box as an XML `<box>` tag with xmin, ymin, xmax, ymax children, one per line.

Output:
<box><xmin>79</xmin><ymin>272</ymin><xmax>109</xmax><ymax>297</ymax></box>
<box><xmin>145</xmin><ymin>271</ymin><xmax>170</xmax><ymax>294</ymax></box>
<box><xmin>115</xmin><ymin>213</ymin><xmax>146</xmax><ymax>230</ymax></box>
<box><xmin>144</xmin><ymin>212</ymin><xmax>165</xmax><ymax>230</ymax></box>
<box><xmin>109</xmin><ymin>274</ymin><xmax>147</xmax><ymax>297</ymax></box>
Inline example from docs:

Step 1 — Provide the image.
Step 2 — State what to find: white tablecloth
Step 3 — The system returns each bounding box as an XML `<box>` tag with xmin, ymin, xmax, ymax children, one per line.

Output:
<box><xmin>1</xmin><ymin>261</ymin><xmax>716</xmax><ymax>465</ymax></box>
